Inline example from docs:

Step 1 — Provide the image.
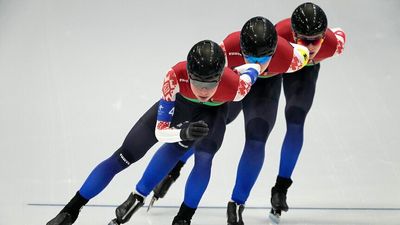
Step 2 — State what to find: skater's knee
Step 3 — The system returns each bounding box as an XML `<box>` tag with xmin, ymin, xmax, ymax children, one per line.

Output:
<box><xmin>194</xmin><ymin>151</ymin><xmax>214</xmax><ymax>169</ymax></box>
<box><xmin>285</xmin><ymin>106</ymin><xmax>308</xmax><ymax>125</ymax></box>
<box><xmin>195</xmin><ymin>138</ymin><xmax>219</xmax><ymax>154</ymax></box>
<box><xmin>113</xmin><ymin>146</ymin><xmax>138</xmax><ymax>167</ymax></box>
<box><xmin>245</xmin><ymin>118</ymin><xmax>272</xmax><ymax>142</ymax></box>
<box><xmin>244</xmin><ymin>139</ymin><xmax>266</xmax><ymax>153</ymax></box>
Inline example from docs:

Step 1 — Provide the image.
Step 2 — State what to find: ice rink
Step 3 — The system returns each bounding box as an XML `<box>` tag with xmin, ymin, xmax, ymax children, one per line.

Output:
<box><xmin>1</xmin><ymin>0</ymin><xmax>399</xmax><ymax>224</ymax></box>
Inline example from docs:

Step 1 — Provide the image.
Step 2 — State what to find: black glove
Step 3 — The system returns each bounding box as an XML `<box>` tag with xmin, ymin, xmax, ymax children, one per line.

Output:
<box><xmin>180</xmin><ymin>120</ymin><xmax>209</xmax><ymax>141</ymax></box>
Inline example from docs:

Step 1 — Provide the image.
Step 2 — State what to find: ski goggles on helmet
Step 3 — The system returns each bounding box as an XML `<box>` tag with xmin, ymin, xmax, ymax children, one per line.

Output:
<box><xmin>294</xmin><ymin>33</ymin><xmax>325</xmax><ymax>46</ymax></box>
<box><xmin>244</xmin><ymin>54</ymin><xmax>272</xmax><ymax>64</ymax></box>
<box><xmin>188</xmin><ymin>71</ymin><xmax>221</xmax><ymax>89</ymax></box>
<box><xmin>189</xmin><ymin>78</ymin><xmax>219</xmax><ymax>89</ymax></box>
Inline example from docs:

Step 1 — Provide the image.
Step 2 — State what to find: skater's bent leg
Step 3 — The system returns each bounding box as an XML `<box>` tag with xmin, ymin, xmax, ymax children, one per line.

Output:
<box><xmin>182</xmin><ymin>135</ymin><xmax>222</xmax><ymax>209</ymax></box>
<box><xmin>179</xmin><ymin>147</ymin><xmax>194</xmax><ymax>163</ymax></box>
<box><xmin>136</xmin><ymin>143</ymin><xmax>187</xmax><ymax>196</ymax></box>
<box><xmin>279</xmin><ymin>121</ymin><xmax>304</xmax><ymax>178</ymax></box>
<box><xmin>231</xmin><ymin>139</ymin><xmax>265</xmax><ymax>204</ymax></box>
<box><xmin>155</xmin><ymin>147</ymin><xmax>192</xmax><ymax>189</ymax></box>
<box><xmin>48</xmin><ymin>102</ymin><xmax>161</xmax><ymax>225</ymax></box>
<box><xmin>280</xmin><ymin>66</ymin><xmax>318</xmax><ymax>179</ymax></box>
<box><xmin>183</xmin><ymin>149</ymin><xmax>215</xmax><ymax>208</ymax></box>
<box><xmin>278</xmin><ymin>104</ymin><xmax>307</xmax><ymax>178</ymax></box>
<box><xmin>79</xmin><ymin>153</ymin><xmax>128</xmax><ymax>200</ymax></box>
<box><xmin>231</xmin><ymin>77</ymin><xmax>281</xmax><ymax>204</ymax></box>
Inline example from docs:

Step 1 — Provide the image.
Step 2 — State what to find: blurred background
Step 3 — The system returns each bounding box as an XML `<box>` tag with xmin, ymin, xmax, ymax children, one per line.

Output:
<box><xmin>1</xmin><ymin>0</ymin><xmax>399</xmax><ymax>224</ymax></box>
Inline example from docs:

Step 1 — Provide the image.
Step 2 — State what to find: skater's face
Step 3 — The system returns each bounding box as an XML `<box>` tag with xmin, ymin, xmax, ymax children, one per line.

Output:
<box><xmin>293</xmin><ymin>32</ymin><xmax>325</xmax><ymax>60</ymax></box>
<box><xmin>188</xmin><ymin>70</ymin><xmax>221</xmax><ymax>102</ymax></box>
<box><xmin>190</xmin><ymin>80</ymin><xmax>219</xmax><ymax>102</ymax></box>
<box><xmin>243</xmin><ymin>54</ymin><xmax>272</xmax><ymax>73</ymax></box>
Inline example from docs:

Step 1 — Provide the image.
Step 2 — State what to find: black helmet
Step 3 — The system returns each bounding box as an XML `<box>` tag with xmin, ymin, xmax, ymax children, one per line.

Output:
<box><xmin>187</xmin><ymin>40</ymin><xmax>225</xmax><ymax>82</ymax></box>
<box><xmin>291</xmin><ymin>2</ymin><xmax>328</xmax><ymax>36</ymax></box>
<box><xmin>240</xmin><ymin>16</ymin><xmax>277</xmax><ymax>57</ymax></box>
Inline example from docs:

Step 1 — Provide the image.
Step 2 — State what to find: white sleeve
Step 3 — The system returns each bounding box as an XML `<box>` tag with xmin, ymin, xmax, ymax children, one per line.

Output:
<box><xmin>155</xmin><ymin>126</ymin><xmax>182</xmax><ymax>143</ymax></box>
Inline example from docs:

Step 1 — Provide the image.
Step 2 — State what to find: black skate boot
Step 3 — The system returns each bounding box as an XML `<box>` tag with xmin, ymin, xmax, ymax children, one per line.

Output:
<box><xmin>269</xmin><ymin>176</ymin><xmax>292</xmax><ymax>224</ymax></box>
<box><xmin>46</xmin><ymin>192</ymin><xmax>88</xmax><ymax>225</ymax></box>
<box><xmin>227</xmin><ymin>201</ymin><xmax>244</xmax><ymax>225</ymax></box>
<box><xmin>171</xmin><ymin>202</ymin><xmax>196</xmax><ymax>225</ymax></box>
<box><xmin>172</xmin><ymin>218</ymin><xmax>191</xmax><ymax>225</ymax></box>
<box><xmin>46</xmin><ymin>212</ymin><xmax>73</xmax><ymax>225</ymax></box>
<box><xmin>108</xmin><ymin>193</ymin><xmax>144</xmax><ymax>225</ymax></box>
<box><xmin>148</xmin><ymin>161</ymin><xmax>185</xmax><ymax>211</ymax></box>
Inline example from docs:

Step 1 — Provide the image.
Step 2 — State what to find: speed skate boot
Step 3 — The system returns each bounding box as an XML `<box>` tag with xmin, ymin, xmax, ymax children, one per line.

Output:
<box><xmin>227</xmin><ymin>201</ymin><xmax>244</xmax><ymax>225</ymax></box>
<box><xmin>269</xmin><ymin>176</ymin><xmax>292</xmax><ymax>224</ymax></box>
<box><xmin>108</xmin><ymin>193</ymin><xmax>144</xmax><ymax>225</ymax></box>
<box><xmin>46</xmin><ymin>212</ymin><xmax>73</xmax><ymax>225</ymax></box>
<box><xmin>172</xmin><ymin>218</ymin><xmax>191</xmax><ymax>225</ymax></box>
<box><xmin>171</xmin><ymin>203</ymin><xmax>196</xmax><ymax>225</ymax></box>
<box><xmin>47</xmin><ymin>192</ymin><xmax>88</xmax><ymax>225</ymax></box>
<box><xmin>148</xmin><ymin>161</ymin><xmax>185</xmax><ymax>211</ymax></box>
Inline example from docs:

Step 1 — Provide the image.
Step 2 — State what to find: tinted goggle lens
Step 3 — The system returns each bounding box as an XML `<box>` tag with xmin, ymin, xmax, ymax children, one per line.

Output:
<box><xmin>244</xmin><ymin>55</ymin><xmax>272</xmax><ymax>64</ymax></box>
<box><xmin>190</xmin><ymin>79</ymin><xmax>219</xmax><ymax>89</ymax></box>
<box><xmin>296</xmin><ymin>38</ymin><xmax>324</xmax><ymax>46</ymax></box>
<box><xmin>295</xmin><ymin>34</ymin><xmax>325</xmax><ymax>46</ymax></box>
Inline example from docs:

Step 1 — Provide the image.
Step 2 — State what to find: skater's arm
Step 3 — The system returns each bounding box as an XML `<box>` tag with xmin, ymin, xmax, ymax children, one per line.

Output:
<box><xmin>262</xmin><ymin>37</ymin><xmax>309</xmax><ymax>77</ymax></box>
<box><xmin>312</xmin><ymin>27</ymin><xmax>346</xmax><ymax>64</ymax></box>
<box><xmin>232</xmin><ymin>63</ymin><xmax>260</xmax><ymax>101</ymax></box>
<box><xmin>154</xmin><ymin>69</ymin><xmax>182</xmax><ymax>143</ymax></box>
<box><xmin>330</xmin><ymin>27</ymin><xmax>346</xmax><ymax>57</ymax></box>
<box><xmin>285</xmin><ymin>43</ymin><xmax>309</xmax><ymax>72</ymax></box>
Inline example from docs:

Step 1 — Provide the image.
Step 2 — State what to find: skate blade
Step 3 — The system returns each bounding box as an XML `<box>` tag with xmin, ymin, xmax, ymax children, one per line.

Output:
<box><xmin>269</xmin><ymin>210</ymin><xmax>280</xmax><ymax>224</ymax></box>
<box><xmin>146</xmin><ymin>196</ymin><xmax>157</xmax><ymax>212</ymax></box>
<box><xmin>108</xmin><ymin>218</ymin><xmax>119</xmax><ymax>225</ymax></box>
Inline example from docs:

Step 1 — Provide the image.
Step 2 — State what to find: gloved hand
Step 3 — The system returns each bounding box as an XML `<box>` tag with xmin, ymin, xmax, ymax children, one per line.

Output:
<box><xmin>180</xmin><ymin>120</ymin><xmax>209</xmax><ymax>141</ymax></box>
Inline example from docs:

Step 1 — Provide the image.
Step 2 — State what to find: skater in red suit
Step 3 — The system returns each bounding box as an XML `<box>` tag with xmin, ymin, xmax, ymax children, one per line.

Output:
<box><xmin>46</xmin><ymin>40</ymin><xmax>261</xmax><ymax>225</ymax></box>
<box><xmin>268</xmin><ymin>2</ymin><xmax>346</xmax><ymax>223</ymax></box>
